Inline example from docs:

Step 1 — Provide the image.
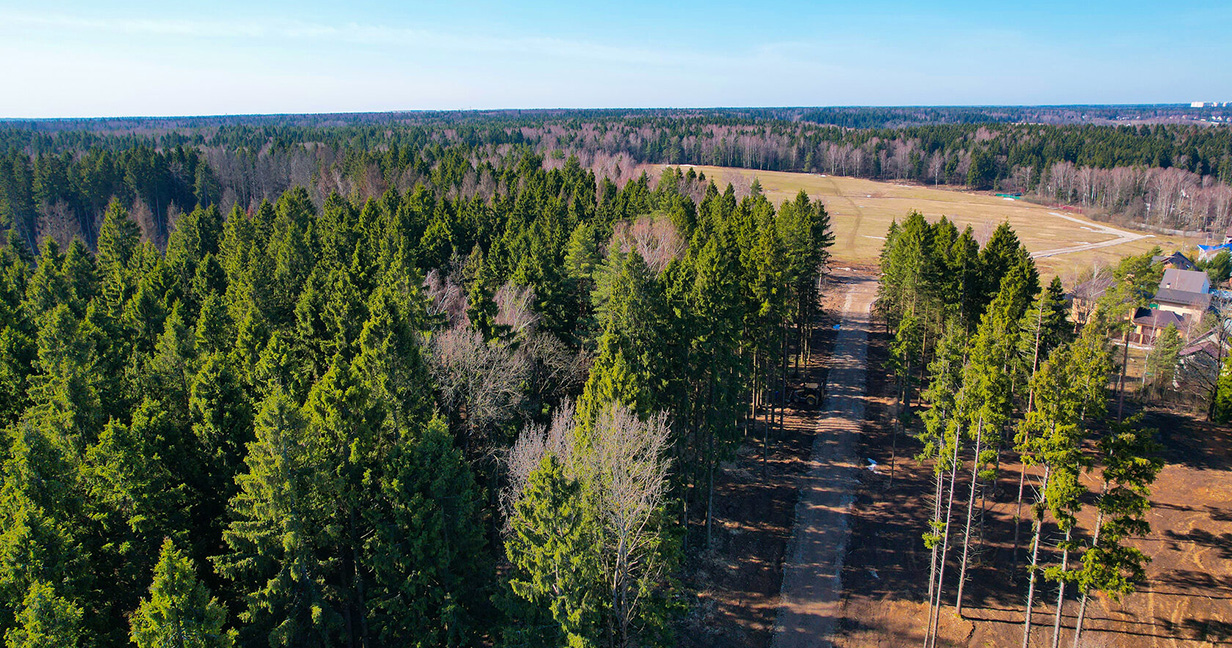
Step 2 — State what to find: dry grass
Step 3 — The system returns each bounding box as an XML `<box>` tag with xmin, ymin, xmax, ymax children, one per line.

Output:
<box><xmin>647</xmin><ymin>165</ymin><xmax>1204</xmax><ymax>280</ymax></box>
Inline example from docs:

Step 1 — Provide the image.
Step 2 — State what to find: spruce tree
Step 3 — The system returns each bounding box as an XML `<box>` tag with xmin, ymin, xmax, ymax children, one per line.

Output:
<box><xmin>367</xmin><ymin>417</ymin><xmax>486</xmax><ymax>646</ymax></box>
<box><xmin>215</xmin><ymin>390</ymin><xmax>335</xmax><ymax>648</ymax></box>
<box><xmin>130</xmin><ymin>539</ymin><xmax>235</xmax><ymax>648</ymax></box>
<box><xmin>504</xmin><ymin>453</ymin><xmax>602</xmax><ymax>647</ymax></box>
<box><xmin>95</xmin><ymin>199</ymin><xmax>142</xmax><ymax>313</ymax></box>
<box><xmin>4</xmin><ymin>580</ymin><xmax>82</xmax><ymax>648</ymax></box>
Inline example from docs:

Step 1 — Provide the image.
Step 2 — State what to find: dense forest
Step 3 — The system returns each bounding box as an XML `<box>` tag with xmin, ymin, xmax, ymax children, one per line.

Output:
<box><xmin>876</xmin><ymin>214</ymin><xmax>1164</xmax><ymax>647</ymax></box>
<box><xmin>0</xmin><ymin>151</ymin><xmax>835</xmax><ymax>646</ymax></box>
<box><xmin>3</xmin><ymin>109</ymin><xmax>1232</xmax><ymax>254</ymax></box>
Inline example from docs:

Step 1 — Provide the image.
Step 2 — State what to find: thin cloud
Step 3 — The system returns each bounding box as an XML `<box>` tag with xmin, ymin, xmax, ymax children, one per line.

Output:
<box><xmin>1</xmin><ymin>10</ymin><xmax>745</xmax><ymax>69</ymax></box>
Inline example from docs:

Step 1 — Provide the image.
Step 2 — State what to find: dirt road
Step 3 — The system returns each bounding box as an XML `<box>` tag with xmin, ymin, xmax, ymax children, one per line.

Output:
<box><xmin>771</xmin><ymin>273</ymin><xmax>878</xmax><ymax>648</ymax></box>
<box><xmin>1029</xmin><ymin>211</ymin><xmax>1151</xmax><ymax>258</ymax></box>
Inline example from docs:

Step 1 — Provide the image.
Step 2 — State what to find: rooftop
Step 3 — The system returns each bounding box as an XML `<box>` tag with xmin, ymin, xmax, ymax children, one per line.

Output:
<box><xmin>1160</xmin><ymin>268</ymin><xmax>1210</xmax><ymax>294</ymax></box>
<box><xmin>1132</xmin><ymin>308</ymin><xmax>1186</xmax><ymax>329</ymax></box>
<box><xmin>1151</xmin><ymin>251</ymin><xmax>1197</xmax><ymax>271</ymax></box>
<box><xmin>1154</xmin><ymin>287</ymin><xmax>1212</xmax><ymax>310</ymax></box>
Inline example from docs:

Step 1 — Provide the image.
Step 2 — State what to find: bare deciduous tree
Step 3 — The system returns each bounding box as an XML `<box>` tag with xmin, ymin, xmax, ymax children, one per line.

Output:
<box><xmin>585</xmin><ymin>404</ymin><xmax>673</xmax><ymax>646</ymax></box>
<box><xmin>504</xmin><ymin>401</ymin><xmax>673</xmax><ymax>647</ymax></box>
<box><xmin>502</xmin><ymin>401</ymin><xmax>577</xmax><ymax>520</ymax></box>
<box><xmin>427</xmin><ymin>325</ymin><xmax>528</xmax><ymax>453</ymax></box>
<box><xmin>611</xmin><ymin>216</ymin><xmax>684</xmax><ymax>275</ymax></box>
<box><xmin>494</xmin><ymin>283</ymin><xmax>538</xmax><ymax>340</ymax></box>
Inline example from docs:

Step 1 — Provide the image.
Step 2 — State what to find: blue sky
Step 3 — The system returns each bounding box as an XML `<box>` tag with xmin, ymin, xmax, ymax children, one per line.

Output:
<box><xmin>1</xmin><ymin>0</ymin><xmax>1229</xmax><ymax>117</ymax></box>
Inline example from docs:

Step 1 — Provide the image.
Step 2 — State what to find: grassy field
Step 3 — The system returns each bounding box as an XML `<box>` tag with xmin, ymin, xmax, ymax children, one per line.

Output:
<box><xmin>651</xmin><ymin>165</ymin><xmax>1203</xmax><ymax>280</ymax></box>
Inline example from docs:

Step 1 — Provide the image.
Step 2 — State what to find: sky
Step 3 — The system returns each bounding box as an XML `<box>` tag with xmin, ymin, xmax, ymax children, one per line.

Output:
<box><xmin>1</xmin><ymin>0</ymin><xmax>1230</xmax><ymax>118</ymax></box>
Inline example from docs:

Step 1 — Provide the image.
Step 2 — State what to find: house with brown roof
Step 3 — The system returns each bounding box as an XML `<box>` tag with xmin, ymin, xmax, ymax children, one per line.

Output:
<box><xmin>1069</xmin><ymin>274</ymin><xmax>1116</xmax><ymax>325</ymax></box>
<box><xmin>1131</xmin><ymin>307</ymin><xmax>1187</xmax><ymax>344</ymax></box>
<box><xmin>1151</xmin><ymin>251</ymin><xmax>1198</xmax><ymax>272</ymax></box>
<box><xmin>1160</xmin><ymin>268</ymin><xmax>1210</xmax><ymax>293</ymax></box>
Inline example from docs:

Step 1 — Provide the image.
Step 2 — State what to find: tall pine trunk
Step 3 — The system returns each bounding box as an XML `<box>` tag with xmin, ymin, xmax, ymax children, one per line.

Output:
<box><xmin>927</xmin><ymin>427</ymin><xmax>964</xmax><ymax>648</ymax></box>
<box><xmin>1022</xmin><ymin>466</ymin><xmax>1051</xmax><ymax>648</ymax></box>
<box><xmin>1116</xmin><ymin>326</ymin><xmax>1130</xmax><ymax>422</ymax></box>
<box><xmin>1071</xmin><ymin>509</ymin><xmax>1104</xmax><ymax>648</ymax></box>
<box><xmin>1012</xmin><ymin>457</ymin><xmax>1029</xmax><ymax>572</ymax></box>
<box><xmin>1051</xmin><ymin>527</ymin><xmax>1073</xmax><ymax>648</ymax></box>
<box><xmin>955</xmin><ymin>415</ymin><xmax>985</xmax><ymax>617</ymax></box>
<box><xmin>1014</xmin><ymin>304</ymin><xmax>1046</xmax><ymax>568</ymax></box>
<box><xmin>923</xmin><ymin>454</ymin><xmax>946</xmax><ymax>647</ymax></box>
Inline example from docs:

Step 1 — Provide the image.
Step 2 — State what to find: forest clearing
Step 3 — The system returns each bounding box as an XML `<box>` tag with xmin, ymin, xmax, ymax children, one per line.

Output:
<box><xmin>684</xmin><ymin>264</ymin><xmax>1230</xmax><ymax>648</ymax></box>
<box><xmin>832</xmin><ymin>323</ymin><xmax>1232</xmax><ymax>647</ymax></box>
<box><xmin>653</xmin><ymin>165</ymin><xmax>1204</xmax><ymax>279</ymax></box>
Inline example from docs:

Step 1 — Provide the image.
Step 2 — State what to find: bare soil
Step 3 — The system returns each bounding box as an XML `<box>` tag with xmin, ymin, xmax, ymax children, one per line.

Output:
<box><xmin>678</xmin><ymin>264</ymin><xmax>1232</xmax><ymax>648</ymax></box>
<box><xmin>678</xmin><ymin>268</ymin><xmax>868</xmax><ymax>647</ymax></box>
<box><xmin>835</xmin><ymin>330</ymin><xmax>1232</xmax><ymax>648</ymax></box>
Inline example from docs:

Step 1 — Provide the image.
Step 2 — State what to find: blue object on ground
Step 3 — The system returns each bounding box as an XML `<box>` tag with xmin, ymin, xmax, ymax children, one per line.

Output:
<box><xmin>832</xmin><ymin>324</ymin><xmax>841</xmax><ymax>330</ymax></box>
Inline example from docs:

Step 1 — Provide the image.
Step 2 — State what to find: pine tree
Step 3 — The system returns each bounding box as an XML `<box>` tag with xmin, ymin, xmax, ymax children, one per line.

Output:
<box><xmin>888</xmin><ymin>312</ymin><xmax>922</xmax><ymax>480</ymax></box>
<box><xmin>1070</xmin><ymin>416</ymin><xmax>1162</xmax><ymax>648</ymax></box>
<box><xmin>1012</xmin><ymin>276</ymin><xmax>1073</xmax><ymax>562</ymax></box>
<box><xmin>918</xmin><ymin>324</ymin><xmax>966</xmax><ymax>648</ymax></box>
<box><xmin>955</xmin><ymin>261</ymin><xmax>1033</xmax><ymax>616</ymax></box>
<box><xmin>1018</xmin><ymin>327</ymin><xmax>1110</xmax><ymax>648</ymax></box>
<box><xmin>131</xmin><ymin>538</ymin><xmax>235</xmax><ymax>648</ymax></box>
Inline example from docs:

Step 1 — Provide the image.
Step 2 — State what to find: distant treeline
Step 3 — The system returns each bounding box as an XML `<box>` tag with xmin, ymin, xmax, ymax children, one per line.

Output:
<box><xmin>2</xmin><ymin>109</ymin><xmax>1232</xmax><ymax>248</ymax></box>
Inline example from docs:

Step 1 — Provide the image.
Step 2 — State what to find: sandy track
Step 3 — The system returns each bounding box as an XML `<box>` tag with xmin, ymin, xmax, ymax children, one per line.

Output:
<box><xmin>771</xmin><ymin>274</ymin><xmax>877</xmax><ymax>648</ymax></box>
<box><xmin>1030</xmin><ymin>211</ymin><xmax>1152</xmax><ymax>258</ymax></box>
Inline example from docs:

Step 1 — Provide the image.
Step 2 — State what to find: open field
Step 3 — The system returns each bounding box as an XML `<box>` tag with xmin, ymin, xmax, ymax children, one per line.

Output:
<box><xmin>648</xmin><ymin>165</ymin><xmax>1204</xmax><ymax>279</ymax></box>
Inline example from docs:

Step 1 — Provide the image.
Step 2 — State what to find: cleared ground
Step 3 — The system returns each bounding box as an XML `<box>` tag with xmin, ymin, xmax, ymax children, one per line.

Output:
<box><xmin>649</xmin><ymin>165</ymin><xmax>1202</xmax><ymax>279</ymax></box>
<box><xmin>772</xmin><ymin>273</ymin><xmax>876</xmax><ymax>648</ymax></box>
<box><xmin>837</xmin><ymin>326</ymin><xmax>1232</xmax><ymax>648</ymax></box>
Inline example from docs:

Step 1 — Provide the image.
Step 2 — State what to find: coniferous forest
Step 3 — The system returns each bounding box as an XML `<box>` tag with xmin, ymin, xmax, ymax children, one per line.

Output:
<box><xmin>4</xmin><ymin>108</ymin><xmax>1232</xmax><ymax>251</ymax></box>
<box><xmin>0</xmin><ymin>142</ymin><xmax>834</xmax><ymax>647</ymax></box>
